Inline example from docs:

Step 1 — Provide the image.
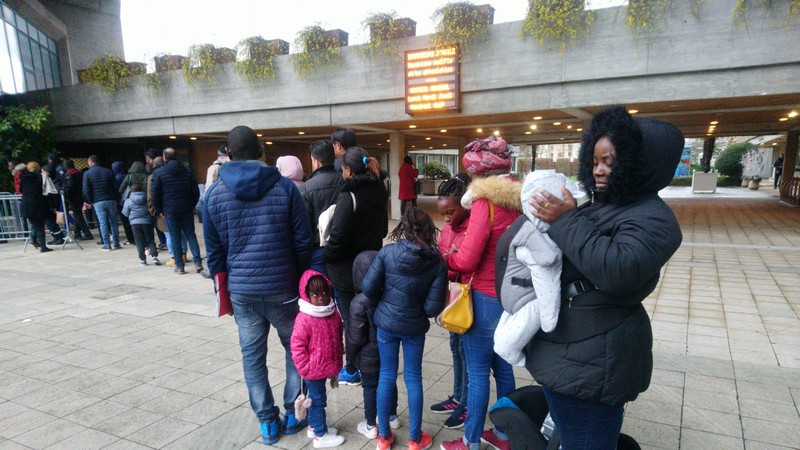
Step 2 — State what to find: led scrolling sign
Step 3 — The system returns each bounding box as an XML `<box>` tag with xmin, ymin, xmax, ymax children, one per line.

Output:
<box><xmin>405</xmin><ymin>46</ymin><xmax>460</xmax><ymax>115</ymax></box>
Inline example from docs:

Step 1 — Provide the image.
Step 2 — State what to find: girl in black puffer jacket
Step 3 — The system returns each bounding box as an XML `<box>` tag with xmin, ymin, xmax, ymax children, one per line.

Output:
<box><xmin>361</xmin><ymin>207</ymin><xmax>447</xmax><ymax>449</ymax></box>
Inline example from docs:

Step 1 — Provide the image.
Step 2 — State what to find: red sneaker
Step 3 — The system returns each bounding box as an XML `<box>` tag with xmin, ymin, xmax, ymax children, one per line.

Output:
<box><xmin>480</xmin><ymin>429</ymin><xmax>510</xmax><ymax>450</ymax></box>
<box><xmin>377</xmin><ymin>432</ymin><xmax>394</xmax><ymax>450</ymax></box>
<box><xmin>440</xmin><ymin>438</ymin><xmax>468</xmax><ymax>450</ymax></box>
<box><xmin>409</xmin><ymin>431</ymin><xmax>432</xmax><ymax>450</ymax></box>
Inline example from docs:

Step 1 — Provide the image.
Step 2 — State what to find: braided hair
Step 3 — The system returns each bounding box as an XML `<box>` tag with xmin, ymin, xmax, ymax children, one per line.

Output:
<box><xmin>437</xmin><ymin>172</ymin><xmax>471</xmax><ymax>200</ymax></box>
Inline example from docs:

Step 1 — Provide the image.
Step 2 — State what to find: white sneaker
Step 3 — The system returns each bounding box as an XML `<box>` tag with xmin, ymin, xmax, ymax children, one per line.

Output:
<box><xmin>389</xmin><ymin>415</ymin><xmax>401</xmax><ymax>430</ymax></box>
<box><xmin>313</xmin><ymin>432</ymin><xmax>344</xmax><ymax>448</ymax></box>
<box><xmin>307</xmin><ymin>426</ymin><xmax>338</xmax><ymax>439</ymax></box>
<box><xmin>357</xmin><ymin>420</ymin><xmax>378</xmax><ymax>439</ymax></box>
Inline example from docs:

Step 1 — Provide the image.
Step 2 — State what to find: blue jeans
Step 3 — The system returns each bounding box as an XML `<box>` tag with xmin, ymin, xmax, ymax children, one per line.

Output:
<box><xmin>306</xmin><ymin>378</ymin><xmax>328</xmax><ymax>437</ymax></box>
<box><xmin>93</xmin><ymin>200</ymin><xmax>119</xmax><ymax>247</ymax></box>
<box><xmin>165</xmin><ymin>214</ymin><xmax>202</xmax><ymax>269</ymax></box>
<box><xmin>362</xmin><ymin>371</ymin><xmax>397</xmax><ymax>427</ymax></box>
<box><xmin>231</xmin><ymin>293</ymin><xmax>302</xmax><ymax>424</ymax></box>
<box><xmin>377</xmin><ymin>328</ymin><xmax>424</xmax><ymax>442</ymax></box>
<box><xmin>462</xmin><ymin>290</ymin><xmax>516</xmax><ymax>446</ymax></box>
<box><xmin>542</xmin><ymin>386</ymin><xmax>624</xmax><ymax>450</ymax></box>
<box><xmin>450</xmin><ymin>332</ymin><xmax>468</xmax><ymax>404</ymax></box>
<box><xmin>164</xmin><ymin>231</ymin><xmax>187</xmax><ymax>258</ymax></box>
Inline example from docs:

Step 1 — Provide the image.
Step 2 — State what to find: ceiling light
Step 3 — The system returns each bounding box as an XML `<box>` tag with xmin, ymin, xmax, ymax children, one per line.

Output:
<box><xmin>789</xmin><ymin>111</ymin><xmax>798</xmax><ymax>118</ymax></box>
<box><xmin>772</xmin><ymin>142</ymin><xmax>777</xmax><ymax>145</ymax></box>
<box><xmin>533</xmin><ymin>116</ymin><xmax>542</xmax><ymax>120</ymax></box>
<box><xmin>577</xmin><ymin>128</ymin><xmax>583</xmax><ymax>132</ymax></box>
<box><xmin>710</xmin><ymin>121</ymin><xmax>719</xmax><ymax>125</ymax></box>
<box><xmin>266</xmin><ymin>141</ymin><xmax>273</xmax><ymax>145</ymax></box>
<box><xmin>377</xmin><ymin>143</ymin><xmax>382</xmax><ymax>146</ymax></box>
<box><xmin>553</xmin><ymin>122</ymin><xmax>561</xmax><ymax>126</ymax></box>
<box><xmin>530</xmin><ymin>124</ymin><xmax>537</xmax><ymax>130</ymax></box>
<box><xmin>779</xmin><ymin>118</ymin><xmax>788</xmax><ymax>122</ymax></box>
<box><xmin>386</xmin><ymin>139</ymin><xmax>390</xmax><ymax>143</ymax></box>
<box><xmin>493</xmin><ymin>130</ymin><xmax>500</xmax><ymax>136</ymax></box>
<box><xmin>190</xmin><ymin>137</ymin><xmax>197</xmax><ymax>140</ymax></box>
<box><xmin>411</xmin><ymin>145</ymin><xmax>416</xmax><ymax>148</ymax></box>
<box><xmin>440</xmin><ymin>129</ymin><xmax>447</xmax><ymax>133</ymax></box>
<box><xmin>443</xmin><ymin>144</ymin><xmax>448</xmax><ymax>146</ymax></box>
<box><xmin>425</xmin><ymin>137</ymin><xmax>431</xmax><ymax>140</ymax></box>
<box><xmin>628</xmin><ymin>109</ymin><xmax>638</xmax><ymax>114</ymax></box>
<box><xmin>560</xmin><ymin>137</ymin><xmax>565</xmax><ymax>140</ymax></box>
<box><xmin>169</xmin><ymin>135</ymin><xmax>177</xmax><ymax>139</ymax></box>
<box><xmin>298</xmin><ymin>131</ymin><xmax>305</xmax><ymax>135</ymax></box>
<box><xmin>567</xmin><ymin>125</ymin><xmax>573</xmax><ymax>129</ymax></box>
<box><xmin>476</xmin><ymin>128</ymin><xmax>483</xmax><ymax>133</ymax></box>
<box><xmin>409</xmin><ymin>125</ymin><xmax>417</xmax><ymax>128</ymax></box>
<box><xmin>257</xmin><ymin>133</ymin><xmax>263</xmax><ymax>137</ymax></box>
<box><xmin>429</xmin><ymin>146</ymin><xmax>433</xmax><ymax>149</ymax></box>
<box><xmin>525</xmin><ymin>131</ymin><xmax>532</xmax><ymax>135</ymax></box>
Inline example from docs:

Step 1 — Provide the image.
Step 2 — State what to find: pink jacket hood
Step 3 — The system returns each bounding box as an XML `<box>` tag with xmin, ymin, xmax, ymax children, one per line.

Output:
<box><xmin>299</xmin><ymin>269</ymin><xmax>332</xmax><ymax>303</ymax></box>
<box><xmin>277</xmin><ymin>156</ymin><xmax>304</xmax><ymax>186</ymax></box>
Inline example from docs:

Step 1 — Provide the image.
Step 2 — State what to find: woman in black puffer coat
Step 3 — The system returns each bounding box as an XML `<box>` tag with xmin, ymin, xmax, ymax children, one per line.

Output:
<box><xmin>323</xmin><ymin>146</ymin><xmax>388</xmax><ymax>382</ymax></box>
<box><xmin>524</xmin><ymin>106</ymin><xmax>683</xmax><ymax>449</ymax></box>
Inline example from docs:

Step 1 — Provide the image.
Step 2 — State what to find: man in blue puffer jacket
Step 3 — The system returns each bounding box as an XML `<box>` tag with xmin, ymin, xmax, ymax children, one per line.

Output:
<box><xmin>203</xmin><ymin>125</ymin><xmax>313</xmax><ymax>446</ymax></box>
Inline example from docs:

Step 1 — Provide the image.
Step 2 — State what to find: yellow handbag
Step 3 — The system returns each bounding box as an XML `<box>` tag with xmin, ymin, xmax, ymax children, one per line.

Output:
<box><xmin>436</xmin><ymin>202</ymin><xmax>494</xmax><ymax>334</ymax></box>
<box><xmin>436</xmin><ymin>275</ymin><xmax>475</xmax><ymax>334</ymax></box>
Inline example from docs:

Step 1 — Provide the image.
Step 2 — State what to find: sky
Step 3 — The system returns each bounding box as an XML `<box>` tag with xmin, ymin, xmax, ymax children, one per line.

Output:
<box><xmin>120</xmin><ymin>0</ymin><xmax>623</xmax><ymax>64</ymax></box>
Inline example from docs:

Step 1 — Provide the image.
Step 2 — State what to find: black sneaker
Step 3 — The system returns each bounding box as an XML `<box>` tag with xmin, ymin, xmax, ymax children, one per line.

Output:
<box><xmin>443</xmin><ymin>404</ymin><xmax>467</xmax><ymax>429</ymax></box>
<box><xmin>113</xmin><ymin>243</ymin><xmax>122</xmax><ymax>249</ymax></box>
<box><xmin>430</xmin><ymin>396</ymin><xmax>459</xmax><ymax>414</ymax></box>
<box><xmin>52</xmin><ymin>238</ymin><xmax>65</xmax><ymax>245</ymax></box>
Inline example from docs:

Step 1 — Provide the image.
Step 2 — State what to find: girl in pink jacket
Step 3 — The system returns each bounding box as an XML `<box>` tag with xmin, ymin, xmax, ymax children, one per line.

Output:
<box><xmin>291</xmin><ymin>270</ymin><xmax>345</xmax><ymax>448</ymax></box>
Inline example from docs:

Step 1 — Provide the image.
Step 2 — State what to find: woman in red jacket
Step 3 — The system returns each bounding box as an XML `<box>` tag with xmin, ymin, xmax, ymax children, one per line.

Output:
<box><xmin>441</xmin><ymin>137</ymin><xmax>521</xmax><ymax>450</ymax></box>
<box><xmin>398</xmin><ymin>156</ymin><xmax>419</xmax><ymax>215</ymax></box>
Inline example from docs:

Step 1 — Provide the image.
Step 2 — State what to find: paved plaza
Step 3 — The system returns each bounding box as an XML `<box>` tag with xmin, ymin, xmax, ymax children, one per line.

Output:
<box><xmin>0</xmin><ymin>188</ymin><xmax>799</xmax><ymax>449</ymax></box>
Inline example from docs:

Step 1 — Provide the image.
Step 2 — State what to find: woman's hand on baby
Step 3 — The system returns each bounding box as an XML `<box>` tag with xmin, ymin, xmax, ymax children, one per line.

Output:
<box><xmin>529</xmin><ymin>187</ymin><xmax>576</xmax><ymax>224</ymax></box>
<box><xmin>329</xmin><ymin>376</ymin><xmax>339</xmax><ymax>389</ymax></box>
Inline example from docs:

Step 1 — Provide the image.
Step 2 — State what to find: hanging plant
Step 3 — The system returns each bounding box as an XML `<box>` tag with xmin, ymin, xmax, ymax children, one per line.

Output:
<box><xmin>233</xmin><ymin>36</ymin><xmax>284</xmax><ymax>82</ymax></box>
<box><xmin>521</xmin><ymin>0</ymin><xmax>595</xmax><ymax>52</ymax></box>
<box><xmin>292</xmin><ymin>25</ymin><xmax>347</xmax><ymax>77</ymax></box>
<box><xmin>182</xmin><ymin>44</ymin><xmax>223</xmax><ymax>85</ymax></box>
<box><xmin>625</xmin><ymin>0</ymin><xmax>673</xmax><ymax>33</ymax></box>
<box><xmin>431</xmin><ymin>2</ymin><xmax>493</xmax><ymax>52</ymax></box>
<box><xmin>733</xmin><ymin>0</ymin><xmax>800</xmax><ymax>29</ymax></box>
<box><xmin>80</xmin><ymin>54</ymin><xmax>135</xmax><ymax>93</ymax></box>
<box><xmin>360</xmin><ymin>11</ymin><xmax>417</xmax><ymax>59</ymax></box>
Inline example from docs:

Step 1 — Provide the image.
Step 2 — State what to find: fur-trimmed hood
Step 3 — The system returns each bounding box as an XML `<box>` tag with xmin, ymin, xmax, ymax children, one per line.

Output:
<box><xmin>461</xmin><ymin>175</ymin><xmax>522</xmax><ymax>211</ymax></box>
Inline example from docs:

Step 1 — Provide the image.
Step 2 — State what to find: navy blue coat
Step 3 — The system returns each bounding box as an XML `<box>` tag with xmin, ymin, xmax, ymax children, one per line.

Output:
<box><xmin>362</xmin><ymin>240</ymin><xmax>447</xmax><ymax>336</ymax></box>
<box><xmin>203</xmin><ymin>160</ymin><xmax>312</xmax><ymax>300</ymax></box>
<box><xmin>151</xmin><ymin>160</ymin><xmax>199</xmax><ymax>217</ymax></box>
<box><xmin>82</xmin><ymin>165</ymin><xmax>118</xmax><ymax>204</ymax></box>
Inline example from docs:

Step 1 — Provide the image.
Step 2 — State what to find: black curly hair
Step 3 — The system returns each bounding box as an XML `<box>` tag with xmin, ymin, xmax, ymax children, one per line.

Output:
<box><xmin>577</xmin><ymin>105</ymin><xmax>643</xmax><ymax>205</ymax></box>
<box><xmin>389</xmin><ymin>206</ymin><xmax>440</xmax><ymax>253</ymax></box>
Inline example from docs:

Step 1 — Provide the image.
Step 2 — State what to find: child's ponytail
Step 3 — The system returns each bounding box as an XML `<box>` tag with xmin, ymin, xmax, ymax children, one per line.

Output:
<box><xmin>343</xmin><ymin>147</ymin><xmax>381</xmax><ymax>181</ymax></box>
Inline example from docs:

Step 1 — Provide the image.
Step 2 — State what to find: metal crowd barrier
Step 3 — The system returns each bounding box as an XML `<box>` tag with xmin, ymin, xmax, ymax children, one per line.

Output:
<box><xmin>0</xmin><ymin>192</ymin><xmax>30</xmax><ymax>241</ymax></box>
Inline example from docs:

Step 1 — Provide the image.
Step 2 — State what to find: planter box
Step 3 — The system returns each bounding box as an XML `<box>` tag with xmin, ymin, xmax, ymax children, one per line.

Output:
<box><xmin>245</xmin><ymin>39</ymin><xmax>290</xmax><ymax>61</ymax></box>
<box><xmin>323</xmin><ymin>29</ymin><xmax>348</xmax><ymax>48</ymax></box>
<box><xmin>691</xmin><ymin>172</ymin><xmax>717</xmax><ymax>194</ymax></box>
<box><xmin>741</xmin><ymin>178</ymin><xmax>750</xmax><ymax>187</ymax></box>
<box><xmin>76</xmin><ymin>69</ymin><xmax>87</xmax><ymax>83</ymax></box>
<box><xmin>126</xmin><ymin>62</ymin><xmax>146</xmax><ymax>75</ymax></box>
<box><xmin>154</xmin><ymin>55</ymin><xmax>185</xmax><ymax>72</ymax></box>
<box><xmin>369</xmin><ymin>17</ymin><xmax>417</xmax><ymax>42</ymax></box>
<box><xmin>421</xmin><ymin>179</ymin><xmax>444</xmax><ymax>196</ymax></box>
<box><xmin>214</xmin><ymin>47</ymin><xmax>236</xmax><ymax>64</ymax></box>
<box><xmin>477</xmin><ymin>4</ymin><xmax>495</xmax><ymax>24</ymax></box>
<box><xmin>265</xmin><ymin>39</ymin><xmax>290</xmax><ymax>55</ymax></box>
<box><xmin>748</xmin><ymin>179</ymin><xmax>761</xmax><ymax>190</ymax></box>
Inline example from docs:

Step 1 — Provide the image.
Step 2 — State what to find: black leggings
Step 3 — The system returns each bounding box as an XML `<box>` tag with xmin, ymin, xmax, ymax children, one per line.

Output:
<box><xmin>400</xmin><ymin>199</ymin><xmax>417</xmax><ymax>215</ymax></box>
<box><xmin>131</xmin><ymin>223</ymin><xmax>157</xmax><ymax>261</ymax></box>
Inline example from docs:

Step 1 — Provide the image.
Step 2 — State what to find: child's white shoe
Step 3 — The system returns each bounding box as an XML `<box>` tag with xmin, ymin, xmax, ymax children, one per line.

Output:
<box><xmin>357</xmin><ymin>420</ymin><xmax>377</xmax><ymax>439</ymax></box>
<box><xmin>378</xmin><ymin>415</ymin><xmax>402</xmax><ymax>430</ymax></box>
<box><xmin>313</xmin><ymin>431</ymin><xmax>344</xmax><ymax>448</ymax></box>
<box><xmin>307</xmin><ymin>425</ymin><xmax>338</xmax><ymax>439</ymax></box>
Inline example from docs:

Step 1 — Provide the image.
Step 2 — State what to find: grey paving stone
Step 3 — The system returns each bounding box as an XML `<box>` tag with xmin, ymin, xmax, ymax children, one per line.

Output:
<box><xmin>684</xmin><ymin>373</ymin><xmax>737</xmax><ymax>395</ymax></box>
<box><xmin>45</xmin><ymin>428</ymin><xmax>119</xmax><ymax>450</ymax></box>
<box><xmin>682</xmin><ymin>406</ymin><xmax>742</xmax><ymax>438</ymax></box>
<box><xmin>12</xmin><ymin>418</ymin><xmax>87</xmax><ymax>449</ymax></box>
<box><xmin>737</xmin><ymin>398</ymin><xmax>800</xmax><ymax>426</ymax></box>
<box><xmin>13</xmin><ymin>384</ymin><xmax>76</xmax><ymax>409</ymax></box>
<box><xmin>683</xmin><ymin>388</ymin><xmax>739</xmax><ymax>414</ymax></box>
<box><xmin>679</xmin><ymin>429</ymin><xmax>743</xmax><ymax>449</ymax></box>
<box><xmin>63</xmin><ymin>399</ymin><xmax>131</xmax><ymax>427</ymax></box>
<box><xmin>94</xmin><ymin>407</ymin><xmax>164</xmax><ymax>437</ymax></box>
<box><xmin>101</xmin><ymin>438</ymin><xmax>153</xmax><ymax>450</ymax></box>
<box><xmin>626</xmin><ymin>399</ymin><xmax>682</xmax><ymax>426</ymax></box>
<box><xmin>108</xmin><ymin>384</ymin><xmax>171</xmax><ymax>408</ymax></box>
<box><xmin>176</xmin><ymin>373</ymin><xmax>235</xmax><ymax>397</ymax></box>
<box><xmin>638</xmin><ymin>383</ymin><xmax>684</xmax><ymax>406</ymax></box>
<box><xmin>139</xmin><ymin>390</ymin><xmax>202</xmax><ymax>416</ymax></box>
<box><xmin>208</xmin><ymin>381</ymin><xmax>249</xmax><ymax>406</ymax></box>
<box><xmin>120</xmin><ymin>363</ymin><xmax>178</xmax><ymax>383</ymax></box>
<box><xmin>741</xmin><ymin>416</ymin><xmax>800</xmax><ymax>448</ymax></box>
<box><xmin>0</xmin><ymin>405</ymin><xmax>56</xmax><ymax>439</ymax></box>
<box><xmin>148</xmin><ymin>368</ymin><xmax>207</xmax><ymax>390</ymax></box>
<box><xmin>126</xmin><ymin>416</ymin><xmax>198</xmax><ymax>448</ymax></box>
<box><xmin>620</xmin><ymin>416</ymin><xmax>680</xmax><ymax>449</ymax></box>
<box><xmin>38</xmin><ymin>391</ymin><xmax>103</xmax><ymax>417</ymax></box>
<box><xmin>173</xmin><ymin>397</ymin><xmax>238</xmax><ymax>425</ymax></box>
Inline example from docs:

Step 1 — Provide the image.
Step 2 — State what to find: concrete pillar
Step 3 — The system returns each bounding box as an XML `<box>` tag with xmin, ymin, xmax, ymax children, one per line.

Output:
<box><xmin>782</xmin><ymin>130</ymin><xmax>799</xmax><ymax>195</ymax></box>
<box><xmin>701</xmin><ymin>137</ymin><xmax>715</xmax><ymax>173</ymax></box>
<box><xmin>388</xmin><ymin>132</ymin><xmax>405</xmax><ymax>220</ymax></box>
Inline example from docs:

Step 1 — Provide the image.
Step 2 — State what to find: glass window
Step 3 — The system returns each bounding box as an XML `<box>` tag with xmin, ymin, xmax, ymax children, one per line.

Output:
<box><xmin>6</xmin><ymin>23</ymin><xmax>22</xmax><ymax>92</ymax></box>
<box><xmin>38</xmin><ymin>29</ymin><xmax>46</xmax><ymax>44</ymax></box>
<box><xmin>47</xmin><ymin>37</ymin><xmax>55</xmax><ymax>52</ymax></box>
<box><xmin>0</xmin><ymin>21</ymin><xmax>13</xmax><ymax>93</ymax></box>
<box><xmin>2</xmin><ymin>6</ymin><xmax>12</xmax><ymax>25</ymax></box>
<box><xmin>15</xmin><ymin>15</ymin><xmax>25</xmax><ymax>33</ymax></box>
<box><xmin>41</xmin><ymin>47</ymin><xmax>52</xmax><ymax>88</ymax></box>
<box><xmin>27</xmin><ymin>22</ymin><xmax>36</xmax><ymax>41</ymax></box>
<box><xmin>23</xmin><ymin>69</ymin><xmax>34</xmax><ymax>90</ymax></box>
<box><xmin>50</xmin><ymin>51</ymin><xmax>60</xmax><ymax>87</ymax></box>
<box><xmin>17</xmin><ymin>31</ymin><xmax>31</xmax><ymax>70</ymax></box>
<box><xmin>30</xmin><ymin>40</ymin><xmax>43</xmax><ymax>88</ymax></box>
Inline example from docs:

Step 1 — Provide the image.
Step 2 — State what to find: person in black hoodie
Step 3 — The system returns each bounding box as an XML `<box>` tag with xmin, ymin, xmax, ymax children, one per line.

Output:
<box><xmin>348</xmin><ymin>250</ymin><xmax>399</xmax><ymax>440</ymax></box>
<box><xmin>524</xmin><ymin>106</ymin><xmax>683</xmax><ymax>449</ymax></box>
<box><xmin>323</xmin><ymin>146</ymin><xmax>388</xmax><ymax>386</ymax></box>
<box><xmin>62</xmin><ymin>159</ymin><xmax>93</xmax><ymax>240</ymax></box>
<box><xmin>20</xmin><ymin>162</ymin><xmax>53</xmax><ymax>252</ymax></box>
<box><xmin>112</xmin><ymin>161</ymin><xmax>135</xmax><ymax>245</ymax></box>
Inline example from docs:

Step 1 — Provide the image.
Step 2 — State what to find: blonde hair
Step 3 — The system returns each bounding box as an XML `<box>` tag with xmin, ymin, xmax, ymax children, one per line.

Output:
<box><xmin>26</xmin><ymin>161</ymin><xmax>40</xmax><ymax>172</ymax></box>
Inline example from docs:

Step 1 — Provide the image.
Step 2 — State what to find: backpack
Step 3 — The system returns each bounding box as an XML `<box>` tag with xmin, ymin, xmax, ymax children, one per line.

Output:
<box><xmin>318</xmin><ymin>192</ymin><xmax>356</xmax><ymax>247</ymax></box>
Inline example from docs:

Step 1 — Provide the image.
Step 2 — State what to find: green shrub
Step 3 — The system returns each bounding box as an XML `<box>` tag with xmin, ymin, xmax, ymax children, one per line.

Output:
<box><xmin>422</xmin><ymin>161</ymin><xmax>451</xmax><ymax>180</ymax></box>
<box><xmin>714</xmin><ymin>142</ymin><xmax>752</xmax><ymax>179</ymax></box>
<box><xmin>669</xmin><ymin>176</ymin><xmax>693</xmax><ymax>186</ymax></box>
<box><xmin>717</xmin><ymin>175</ymin><xmax>741</xmax><ymax>187</ymax></box>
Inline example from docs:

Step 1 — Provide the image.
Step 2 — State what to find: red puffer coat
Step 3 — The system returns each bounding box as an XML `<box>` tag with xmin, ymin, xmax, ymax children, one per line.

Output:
<box><xmin>398</xmin><ymin>162</ymin><xmax>419</xmax><ymax>200</ymax></box>
<box><xmin>445</xmin><ymin>176</ymin><xmax>522</xmax><ymax>297</ymax></box>
<box><xmin>290</xmin><ymin>270</ymin><xmax>344</xmax><ymax>380</ymax></box>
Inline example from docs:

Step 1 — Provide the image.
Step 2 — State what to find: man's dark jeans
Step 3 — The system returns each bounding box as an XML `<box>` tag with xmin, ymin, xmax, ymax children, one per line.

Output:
<box><xmin>165</xmin><ymin>213</ymin><xmax>202</xmax><ymax>269</ymax></box>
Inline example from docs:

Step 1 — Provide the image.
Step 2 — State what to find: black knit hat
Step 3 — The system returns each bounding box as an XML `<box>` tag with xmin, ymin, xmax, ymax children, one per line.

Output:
<box><xmin>144</xmin><ymin>148</ymin><xmax>158</xmax><ymax>159</ymax></box>
<box><xmin>227</xmin><ymin>126</ymin><xmax>260</xmax><ymax>160</ymax></box>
